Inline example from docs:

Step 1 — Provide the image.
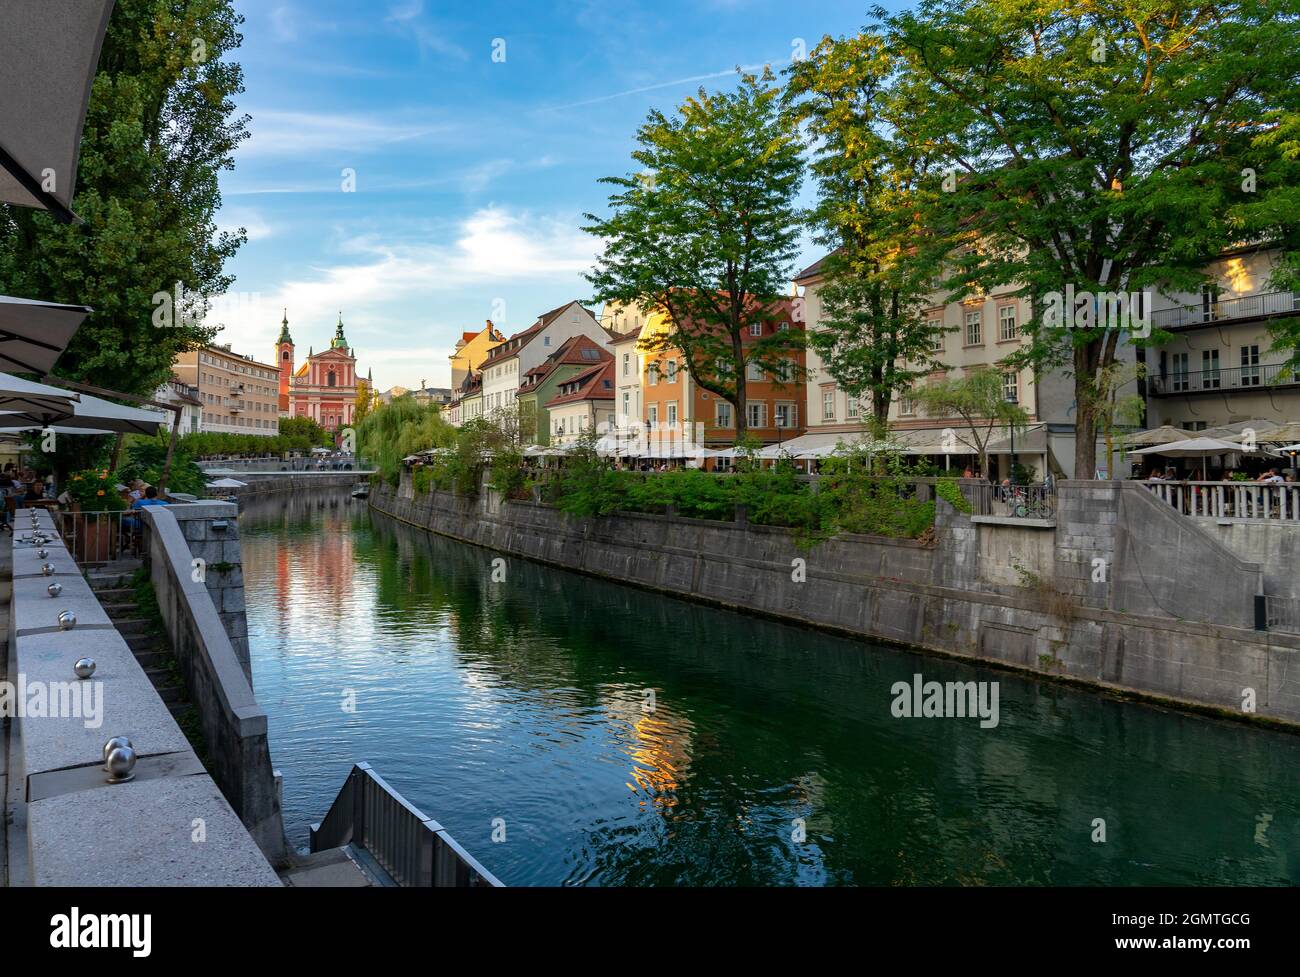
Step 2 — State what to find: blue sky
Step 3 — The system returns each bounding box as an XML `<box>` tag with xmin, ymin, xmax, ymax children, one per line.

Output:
<box><xmin>214</xmin><ymin>0</ymin><xmax>888</xmax><ymax>390</ymax></box>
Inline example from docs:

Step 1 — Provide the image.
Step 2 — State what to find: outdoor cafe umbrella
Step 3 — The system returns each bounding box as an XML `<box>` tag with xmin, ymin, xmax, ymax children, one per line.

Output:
<box><xmin>1122</xmin><ymin>425</ymin><xmax>1197</xmax><ymax>447</ymax></box>
<box><xmin>0</xmin><ymin>0</ymin><xmax>115</xmax><ymax>223</ymax></box>
<box><xmin>0</xmin><ymin>390</ymin><xmax>162</xmax><ymax>436</ymax></box>
<box><xmin>1131</xmin><ymin>436</ymin><xmax>1279</xmax><ymax>475</ymax></box>
<box><xmin>0</xmin><ymin>371</ymin><xmax>79</xmax><ymax>417</ymax></box>
<box><xmin>0</xmin><ymin>295</ymin><xmax>92</xmax><ymax>374</ymax></box>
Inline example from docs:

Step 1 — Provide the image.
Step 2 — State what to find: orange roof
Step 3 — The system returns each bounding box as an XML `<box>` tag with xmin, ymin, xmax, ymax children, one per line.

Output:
<box><xmin>518</xmin><ymin>335</ymin><xmax>610</xmax><ymax>392</ymax></box>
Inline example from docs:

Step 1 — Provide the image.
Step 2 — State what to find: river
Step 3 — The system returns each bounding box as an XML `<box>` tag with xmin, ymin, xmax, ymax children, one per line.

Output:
<box><xmin>238</xmin><ymin>489</ymin><xmax>1300</xmax><ymax>886</ymax></box>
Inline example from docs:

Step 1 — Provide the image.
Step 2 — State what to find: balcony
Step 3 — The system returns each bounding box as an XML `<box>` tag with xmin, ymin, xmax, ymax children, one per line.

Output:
<box><xmin>1150</xmin><ymin>289</ymin><xmax>1300</xmax><ymax>332</ymax></box>
<box><xmin>1149</xmin><ymin>362</ymin><xmax>1298</xmax><ymax>396</ymax></box>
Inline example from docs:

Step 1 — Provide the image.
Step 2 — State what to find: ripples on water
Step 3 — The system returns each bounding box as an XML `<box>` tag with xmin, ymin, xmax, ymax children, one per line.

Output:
<box><xmin>239</xmin><ymin>491</ymin><xmax>1300</xmax><ymax>886</ymax></box>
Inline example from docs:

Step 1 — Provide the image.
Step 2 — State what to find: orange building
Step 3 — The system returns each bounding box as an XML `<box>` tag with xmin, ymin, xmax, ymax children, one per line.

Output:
<box><xmin>640</xmin><ymin>298</ymin><xmax>805</xmax><ymax>452</ymax></box>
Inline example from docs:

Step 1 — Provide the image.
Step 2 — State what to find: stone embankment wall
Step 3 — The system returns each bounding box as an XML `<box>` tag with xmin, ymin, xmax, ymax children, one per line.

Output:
<box><xmin>371</xmin><ymin>477</ymin><xmax>1300</xmax><ymax>726</ymax></box>
<box><xmin>140</xmin><ymin>504</ymin><xmax>287</xmax><ymax>865</ymax></box>
<box><xmin>217</xmin><ymin>471</ymin><xmax>364</xmax><ymax>499</ymax></box>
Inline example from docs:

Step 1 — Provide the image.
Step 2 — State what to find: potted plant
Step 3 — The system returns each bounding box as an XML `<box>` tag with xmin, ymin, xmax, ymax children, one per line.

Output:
<box><xmin>62</xmin><ymin>469</ymin><xmax>126</xmax><ymax>563</ymax></box>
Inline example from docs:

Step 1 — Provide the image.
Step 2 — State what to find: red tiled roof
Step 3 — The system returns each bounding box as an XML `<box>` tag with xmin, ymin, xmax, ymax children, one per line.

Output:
<box><xmin>793</xmin><ymin>252</ymin><xmax>837</xmax><ymax>283</ymax></box>
<box><xmin>518</xmin><ymin>335</ymin><xmax>611</xmax><ymax>392</ymax></box>
<box><xmin>544</xmin><ymin>361</ymin><xmax>615</xmax><ymax>408</ymax></box>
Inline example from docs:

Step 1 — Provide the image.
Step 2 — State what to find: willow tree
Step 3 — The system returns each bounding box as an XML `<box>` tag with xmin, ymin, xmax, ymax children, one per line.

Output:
<box><xmin>785</xmin><ymin>32</ymin><xmax>946</xmax><ymax>438</ymax></box>
<box><xmin>884</xmin><ymin>0</ymin><xmax>1300</xmax><ymax>478</ymax></box>
<box><xmin>584</xmin><ymin>70</ymin><xmax>804</xmax><ymax>443</ymax></box>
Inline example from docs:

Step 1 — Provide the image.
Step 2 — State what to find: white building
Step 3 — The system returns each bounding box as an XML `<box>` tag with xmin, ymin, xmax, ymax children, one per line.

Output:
<box><xmin>145</xmin><ymin>376</ymin><xmax>203</xmax><ymax>435</ymax></box>
<box><xmin>478</xmin><ymin>301</ymin><xmax>611</xmax><ymax>424</ymax></box>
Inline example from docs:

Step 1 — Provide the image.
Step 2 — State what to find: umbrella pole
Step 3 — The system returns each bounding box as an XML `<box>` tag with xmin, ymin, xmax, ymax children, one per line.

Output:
<box><xmin>108</xmin><ymin>433</ymin><xmax>124</xmax><ymax>473</ymax></box>
<box><xmin>158</xmin><ymin>405</ymin><xmax>183</xmax><ymax>493</ymax></box>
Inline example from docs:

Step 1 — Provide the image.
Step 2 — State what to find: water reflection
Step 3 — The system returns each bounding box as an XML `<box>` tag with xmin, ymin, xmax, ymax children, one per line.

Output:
<box><xmin>239</xmin><ymin>491</ymin><xmax>1300</xmax><ymax>886</ymax></box>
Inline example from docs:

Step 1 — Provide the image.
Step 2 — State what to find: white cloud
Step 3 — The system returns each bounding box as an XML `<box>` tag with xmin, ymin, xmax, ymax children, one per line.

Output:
<box><xmin>238</xmin><ymin>109</ymin><xmax>458</xmax><ymax>158</ymax></box>
<box><xmin>216</xmin><ymin>207</ymin><xmax>274</xmax><ymax>242</ymax></box>
<box><xmin>207</xmin><ymin>207</ymin><xmax>599</xmax><ymax>386</ymax></box>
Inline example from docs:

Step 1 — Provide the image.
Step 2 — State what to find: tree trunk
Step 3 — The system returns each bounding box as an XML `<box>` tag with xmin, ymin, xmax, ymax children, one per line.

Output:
<box><xmin>1074</xmin><ymin>404</ymin><xmax>1098</xmax><ymax>481</ymax></box>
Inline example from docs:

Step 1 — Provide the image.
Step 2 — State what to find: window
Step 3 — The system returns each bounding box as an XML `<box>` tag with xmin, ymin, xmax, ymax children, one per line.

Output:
<box><xmin>929</xmin><ymin>320</ymin><xmax>944</xmax><ymax>352</ymax></box>
<box><xmin>746</xmin><ymin>360</ymin><xmax>765</xmax><ymax>381</ymax></box>
<box><xmin>847</xmin><ymin>397</ymin><xmax>860</xmax><ymax>419</ymax></box>
<box><xmin>544</xmin><ymin>336</ymin><xmax>551</xmax><ymax>346</ymax></box>
<box><xmin>771</xmin><ymin>359</ymin><xmax>793</xmax><ymax>383</ymax></box>
<box><xmin>778</xmin><ymin>322</ymin><xmax>789</xmax><ymax>331</ymax></box>
<box><xmin>623</xmin><ymin>353</ymin><xmax>630</xmax><ymax>376</ymax></box>
<box><xmin>822</xmin><ymin>389</ymin><xmax>835</xmax><ymax>421</ymax></box>
<box><xmin>667</xmin><ymin>402</ymin><xmax>678</xmax><ymax>425</ymax></box>
<box><xmin>749</xmin><ymin>322</ymin><xmax>763</xmax><ymax>337</ymax></box>
<box><xmin>1241</xmin><ymin>345</ymin><xmax>1261</xmax><ymax>385</ymax></box>
<box><xmin>716</xmin><ymin>402</ymin><xmax>733</xmax><ymax>428</ymax></box>
<box><xmin>965</xmin><ymin>310</ymin><xmax>982</xmax><ymax>346</ymax></box>
<box><xmin>1002</xmin><ymin>371</ymin><xmax>1018</xmax><ymax>404</ymax></box>
<box><xmin>998</xmin><ymin>306</ymin><xmax>1017</xmax><ymax>341</ymax></box>
<box><xmin>747</xmin><ymin>402</ymin><xmax>767</xmax><ymax>428</ymax></box>
<box><xmin>648</xmin><ymin>405</ymin><xmax>659</xmax><ymax>427</ymax></box>
<box><xmin>899</xmin><ymin>394</ymin><xmax>917</xmax><ymax>416</ymax></box>
<box><xmin>775</xmin><ymin>403</ymin><xmax>797</xmax><ymax>428</ymax></box>
<box><xmin>648</xmin><ymin>363</ymin><xmax>658</xmax><ymax>385</ymax></box>
<box><xmin>622</xmin><ymin>392</ymin><xmax>630</xmax><ymax>419</ymax></box>
<box><xmin>1201</xmin><ymin>349</ymin><xmax>1221</xmax><ymax>389</ymax></box>
<box><xmin>1171</xmin><ymin>352</ymin><xmax>1190</xmax><ymax>392</ymax></box>
<box><xmin>667</xmin><ymin>360</ymin><xmax>677</xmax><ymax>382</ymax></box>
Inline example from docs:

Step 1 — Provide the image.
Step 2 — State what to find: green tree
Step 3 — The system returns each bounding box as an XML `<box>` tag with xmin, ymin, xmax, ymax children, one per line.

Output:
<box><xmin>0</xmin><ymin>0</ymin><xmax>249</xmax><ymax>398</ymax></box>
<box><xmin>278</xmin><ymin>415</ymin><xmax>331</xmax><ymax>448</ymax></box>
<box><xmin>785</xmin><ymin>32</ymin><xmax>945</xmax><ymax>436</ymax></box>
<box><xmin>913</xmin><ymin>368</ymin><xmax>1027</xmax><ymax>480</ymax></box>
<box><xmin>584</xmin><ymin>70</ymin><xmax>805</xmax><ymax>442</ymax></box>
<box><xmin>884</xmin><ymin>0</ymin><xmax>1300</xmax><ymax>478</ymax></box>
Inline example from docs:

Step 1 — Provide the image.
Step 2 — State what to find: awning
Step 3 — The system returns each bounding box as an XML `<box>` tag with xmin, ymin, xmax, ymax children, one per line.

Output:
<box><xmin>205</xmin><ymin>477</ymin><xmax>247</xmax><ymax>489</ymax></box>
<box><xmin>0</xmin><ymin>295</ymin><xmax>92</xmax><ymax>373</ymax></box>
<box><xmin>0</xmin><ymin>1</ymin><xmax>115</xmax><ymax>222</ymax></box>
<box><xmin>984</xmin><ymin>425</ymin><xmax>1049</xmax><ymax>456</ymax></box>
<box><xmin>1130</xmin><ymin>437</ymin><xmax>1278</xmax><ymax>458</ymax></box>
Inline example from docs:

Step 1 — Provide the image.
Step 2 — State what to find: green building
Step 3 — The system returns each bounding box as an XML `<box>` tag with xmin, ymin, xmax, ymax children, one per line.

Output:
<box><xmin>516</xmin><ymin>334</ymin><xmax>611</xmax><ymax>445</ymax></box>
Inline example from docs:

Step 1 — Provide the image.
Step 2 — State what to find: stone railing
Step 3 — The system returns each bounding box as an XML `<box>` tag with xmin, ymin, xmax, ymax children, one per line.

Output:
<box><xmin>1142</xmin><ymin>479</ymin><xmax>1300</xmax><ymax>521</ymax></box>
<box><xmin>5</xmin><ymin>507</ymin><xmax>280</xmax><ymax>885</ymax></box>
<box><xmin>139</xmin><ymin>503</ymin><xmax>287</xmax><ymax>864</ymax></box>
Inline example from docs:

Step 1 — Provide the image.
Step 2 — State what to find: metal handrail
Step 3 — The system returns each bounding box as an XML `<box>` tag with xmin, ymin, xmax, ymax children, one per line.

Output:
<box><xmin>1150</xmin><ymin>362</ymin><xmax>1296</xmax><ymax>395</ymax></box>
<box><xmin>1149</xmin><ymin>289</ymin><xmax>1300</xmax><ymax>330</ymax></box>
<box><xmin>309</xmin><ymin>762</ymin><xmax>504</xmax><ymax>887</ymax></box>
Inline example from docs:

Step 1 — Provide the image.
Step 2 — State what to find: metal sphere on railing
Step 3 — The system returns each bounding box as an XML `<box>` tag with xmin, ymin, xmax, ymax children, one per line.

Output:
<box><xmin>102</xmin><ymin>735</ymin><xmax>132</xmax><ymax>765</ymax></box>
<box><xmin>47</xmin><ymin>582</ymin><xmax>62</xmax><ymax>598</ymax></box>
<box><xmin>41</xmin><ymin>563</ymin><xmax>55</xmax><ymax>576</ymax></box>
<box><xmin>105</xmin><ymin>746</ymin><xmax>137</xmax><ymax>783</ymax></box>
<box><xmin>74</xmin><ymin>657</ymin><xmax>96</xmax><ymax>679</ymax></box>
<box><xmin>36</xmin><ymin>548</ymin><xmax>47</xmax><ymax>559</ymax></box>
<box><xmin>57</xmin><ymin>610</ymin><xmax>76</xmax><ymax>631</ymax></box>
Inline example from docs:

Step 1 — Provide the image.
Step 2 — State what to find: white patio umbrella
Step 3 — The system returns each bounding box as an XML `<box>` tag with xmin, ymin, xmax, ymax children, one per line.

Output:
<box><xmin>0</xmin><ymin>389</ymin><xmax>161</xmax><ymax>435</ymax></box>
<box><xmin>1131</xmin><ymin>436</ymin><xmax>1278</xmax><ymax>476</ymax></box>
<box><xmin>0</xmin><ymin>1</ymin><xmax>115</xmax><ymax>223</ymax></box>
<box><xmin>0</xmin><ymin>295</ymin><xmax>92</xmax><ymax>374</ymax></box>
<box><xmin>0</xmin><ymin>371</ymin><xmax>79</xmax><ymax>416</ymax></box>
<box><xmin>205</xmin><ymin>477</ymin><xmax>247</xmax><ymax>489</ymax></box>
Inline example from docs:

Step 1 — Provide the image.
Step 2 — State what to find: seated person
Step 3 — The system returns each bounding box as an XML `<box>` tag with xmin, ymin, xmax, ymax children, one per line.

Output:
<box><xmin>23</xmin><ymin>478</ymin><xmax>46</xmax><ymax>504</ymax></box>
<box><xmin>131</xmin><ymin>485</ymin><xmax>168</xmax><ymax>510</ymax></box>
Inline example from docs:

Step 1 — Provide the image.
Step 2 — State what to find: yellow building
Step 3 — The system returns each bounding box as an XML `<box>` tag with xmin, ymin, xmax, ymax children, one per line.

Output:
<box><xmin>449</xmin><ymin>321</ymin><xmax>504</xmax><ymax>392</ymax></box>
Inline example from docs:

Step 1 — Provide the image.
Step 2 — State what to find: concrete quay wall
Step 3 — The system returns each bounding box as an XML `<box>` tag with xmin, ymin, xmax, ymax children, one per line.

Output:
<box><xmin>4</xmin><ymin>508</ymin><xmax>280</xmax><ymax>886</ymax></box>
<box><xmin>371</xmin><ymin>478</ymin><xmax>1300</xmax><ymax>727</ymax></box>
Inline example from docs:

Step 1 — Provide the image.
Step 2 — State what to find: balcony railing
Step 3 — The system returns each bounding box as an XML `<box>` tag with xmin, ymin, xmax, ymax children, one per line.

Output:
<box><xmin>1149</xmin><ymin>362</ymin><xmax>1297</xmax><ymax>396</ymax></box>
<box><xmin>1143</xmin><ymin>480</ymin><xmax>1300</xmax><ymax>521</ymax></box>
<box><xmin>1150</xmin><ymin>289</ymin><xmax>1300</xmax><ymax>331</ymax></box>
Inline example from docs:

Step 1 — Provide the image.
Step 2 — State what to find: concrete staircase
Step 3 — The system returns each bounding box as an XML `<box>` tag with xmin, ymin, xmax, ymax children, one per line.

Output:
<box><xmin>89</xmin><ymin>560</ymin><xmax>192</xmax><ymax>719</ymax></box>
